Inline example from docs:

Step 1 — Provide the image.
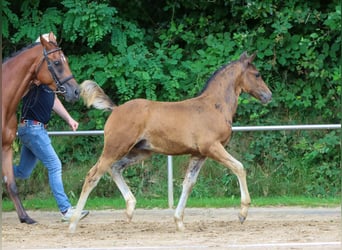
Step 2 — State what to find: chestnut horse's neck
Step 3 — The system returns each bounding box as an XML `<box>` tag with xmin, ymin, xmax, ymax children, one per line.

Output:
<box><xmin>199</xmin><ymin>62</ymin><xmax>242</xmax><ymax>122</ymax></box>
<box><xmin>2</xmin><ymin>44</ymin><xmax>44</xmax><ymax>119</ymax></box>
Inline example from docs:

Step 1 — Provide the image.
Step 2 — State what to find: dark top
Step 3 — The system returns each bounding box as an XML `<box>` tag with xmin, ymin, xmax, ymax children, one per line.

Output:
<box><xmin>21</xmin><ymin>84</ymin><xmax>55</xmax><ymax>124</ymax></box>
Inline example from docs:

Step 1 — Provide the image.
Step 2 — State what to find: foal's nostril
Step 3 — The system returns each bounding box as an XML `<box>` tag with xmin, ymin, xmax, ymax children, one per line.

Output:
<box><xmin>263</xmin><ymin>92</ymin><xmax>272</xmax><ymax>103</ymax></box>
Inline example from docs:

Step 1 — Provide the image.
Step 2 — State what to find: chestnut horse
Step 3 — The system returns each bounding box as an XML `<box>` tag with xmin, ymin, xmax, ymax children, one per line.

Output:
<box><xmin>2</xmin><ymin>32</ymin><xmax>80</xmax><ymax>224</ymax></box>
<box><xmin>70</xmin><ymin>52</ymin><xmax>272</xmax><ymax>232</ymax></box>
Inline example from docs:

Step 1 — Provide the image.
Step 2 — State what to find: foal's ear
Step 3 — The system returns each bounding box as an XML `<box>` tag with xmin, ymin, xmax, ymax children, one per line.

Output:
<box><xmin>239</xmin><ymin>51</ymin><xmax>249</xmax><ymax>61</ymax></box>
<box><xmin>247</xmin><ymin>52</ymin><xmax>257</xmax><ymax>64</ymax></box>
<box><xmin>239</xmin><ymin>51</ymin><xmax>252</xmax><ymax>68</ymax></box>
<box><xmin>240</xmin><ymin>52</ymin><xmax>257</xmax><ymax>68</ymax></box>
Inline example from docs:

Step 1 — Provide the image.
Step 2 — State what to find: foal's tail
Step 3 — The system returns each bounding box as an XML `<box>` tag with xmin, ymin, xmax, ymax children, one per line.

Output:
<box><xmin>80</xmin><ymin>80</ymin><xmax>116</xmax><ymax>111</ymax></box>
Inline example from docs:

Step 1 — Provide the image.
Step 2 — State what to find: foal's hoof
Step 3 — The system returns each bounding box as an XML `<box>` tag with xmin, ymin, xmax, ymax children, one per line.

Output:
<box><xmin>69</xmin><ymin>223</ymin><xmax>77</xmax><ymax>234</ymax></box>
<box><xmin>238</xmin><ymin>214</ymin><xmax>246</xmax><ymax>224</ymax></box>
<box><xmin>20</xmin><ymin>216</ymin><xmax>37</xmax><ymax>224</ymax></box>
<box><xmin>125</xmin><ymin>210</ymin><xmax>134</xmax><ymax>223</ymax></box>
<box><xmin>175</xmin><ymin>219</ymin><xmax>186</xmax><ymax>232</ymax></box>
<box><xmin>125</xmin><ymin>200</ymin><xmax>136</xmax><ymax>222</ymax></box>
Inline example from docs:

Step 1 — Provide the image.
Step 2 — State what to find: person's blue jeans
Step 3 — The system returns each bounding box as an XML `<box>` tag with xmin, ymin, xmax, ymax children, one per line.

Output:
<box><xmin>13</xmin><ymin>123</ymin><xmax>71</xmax><ymax>213</ymax></box>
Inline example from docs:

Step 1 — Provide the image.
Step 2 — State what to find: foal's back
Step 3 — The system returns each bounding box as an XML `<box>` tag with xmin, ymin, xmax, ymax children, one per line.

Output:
<box><xmin>103</xmin><ymin>97</ymin><xmax>231</xmax><ymax>156</ymax></box>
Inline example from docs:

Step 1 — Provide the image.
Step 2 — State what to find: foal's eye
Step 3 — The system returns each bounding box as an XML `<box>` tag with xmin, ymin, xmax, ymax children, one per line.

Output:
<box><xmin>255</xmin><ymin>73</ymin><xmax>260</xmax><ymax>78</ymax></box>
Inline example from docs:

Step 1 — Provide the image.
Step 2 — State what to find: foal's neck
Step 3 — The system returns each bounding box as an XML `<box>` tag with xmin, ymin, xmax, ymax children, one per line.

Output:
<box><xmin>203</xmin><ymin>65</ymin><xmax>242</xmax><ymax>121</ymax></box>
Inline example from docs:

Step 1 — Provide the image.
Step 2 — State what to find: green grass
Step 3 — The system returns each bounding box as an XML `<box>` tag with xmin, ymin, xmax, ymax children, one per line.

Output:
<box><xmin>2</xmin><ymin>196</ymin><xmax>340</xmax><ymax>212</ymax></box>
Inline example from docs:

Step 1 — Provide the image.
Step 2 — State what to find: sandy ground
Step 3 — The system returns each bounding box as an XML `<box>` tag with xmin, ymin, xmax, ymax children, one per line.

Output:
<box><xmin>2</xmin><ymin>207</ymin><xmax>341</xmax><ymax>250</ymax></box>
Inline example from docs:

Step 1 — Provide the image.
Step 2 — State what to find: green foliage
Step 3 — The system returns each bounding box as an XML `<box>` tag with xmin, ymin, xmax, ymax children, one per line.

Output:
<box><xmin>2</xmin><ymin>0</ymin><xmax>62</xmax><ymax>46</ymax></box>
<box><xmin>1</xmin><ymin>0</ymin><xmax>19</xmax><ymax>38</ymax></box>
<box><xmin>2</xmin><ymin>0</ymin><xmax>340</xmax><ymax>201</ymax></box>
<box><xmin>62</xmin><ymin>0</ymin><xmax>117</xmax><ymax>47</ymax></box>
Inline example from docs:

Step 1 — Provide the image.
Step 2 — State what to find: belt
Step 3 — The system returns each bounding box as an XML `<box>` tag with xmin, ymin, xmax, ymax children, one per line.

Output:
<box><xmin>20</xmin><ymin>119</ymin><xmax>47</xmax><ymax>128</ymax></box>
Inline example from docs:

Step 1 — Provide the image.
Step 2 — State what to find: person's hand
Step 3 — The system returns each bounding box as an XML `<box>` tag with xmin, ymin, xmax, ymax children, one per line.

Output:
<box><xmin>68</xmin><ymin>118</ymin><xmax>79</xmax><ymax>131</ymax></box>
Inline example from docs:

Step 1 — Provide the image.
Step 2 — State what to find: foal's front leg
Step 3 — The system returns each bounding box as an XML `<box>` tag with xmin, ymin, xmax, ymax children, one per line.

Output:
<box><xmin>207</xmin><ymin>142</ymin><xmax>251</xmax><ymax>223</ymax></box>
<box><xmin>174</xmin><ymin>156</ymin><xmax>206</xmax><ymax>231</ymax></box>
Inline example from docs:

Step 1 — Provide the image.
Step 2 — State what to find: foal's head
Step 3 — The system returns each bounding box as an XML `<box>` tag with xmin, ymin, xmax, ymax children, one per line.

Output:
<box><xmin>36</xmin><ymin>32</ymin><xmax>80</xmax><ymax>102</ymax></box>
<box><xmin>237</xmin><ymin>52</ymin><xmax>272</xmax><ymax>104</ymax></box>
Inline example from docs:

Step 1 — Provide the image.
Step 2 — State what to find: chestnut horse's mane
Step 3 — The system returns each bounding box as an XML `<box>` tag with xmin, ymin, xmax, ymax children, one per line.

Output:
<box><xmin>3</xmin><ymin>41</ymin><xmax>59</xmax><ymax>63</ymax></box>
<box><xmin>3</xmin><ymin>43</ymin><xmax>40</xmax><ymax>63</ymax></box>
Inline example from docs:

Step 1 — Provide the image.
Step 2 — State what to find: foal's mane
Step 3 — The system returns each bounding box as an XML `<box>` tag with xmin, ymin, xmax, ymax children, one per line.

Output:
<box><xmin>197</xmin><ymin>60</ymin><xmax>238</xmax><ymax>96</ymax></box>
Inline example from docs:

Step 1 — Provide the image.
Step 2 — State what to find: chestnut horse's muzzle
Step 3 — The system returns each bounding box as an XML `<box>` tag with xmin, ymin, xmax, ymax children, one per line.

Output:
<box><xmin>61</xmin><ymin>82</ymin><xmax>80</xmax><ymax>103</ymax></box>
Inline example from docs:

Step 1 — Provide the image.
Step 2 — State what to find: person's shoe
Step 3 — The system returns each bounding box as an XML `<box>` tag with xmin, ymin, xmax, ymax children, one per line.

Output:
<box><xmin>61</xmin><ymin>207</ymin><xmax>89</xmax><ymax>222</ymax></box>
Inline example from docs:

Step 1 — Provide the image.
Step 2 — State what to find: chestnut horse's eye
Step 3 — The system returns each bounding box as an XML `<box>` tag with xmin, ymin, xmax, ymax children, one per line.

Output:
<box><xmin>53</xmin><ymin>60</ymin><xmax>64</xmax><ymax>74</ymax></box>
<box><xmin>255</xmin><ymin>73</ymin><xmax>260</xmax><ymax>78</ymax></box>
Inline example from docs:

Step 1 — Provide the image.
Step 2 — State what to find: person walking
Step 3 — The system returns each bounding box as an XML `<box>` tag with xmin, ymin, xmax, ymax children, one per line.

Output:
<box><xmin>13</xmin><ymin>35</ymin><xmax>89</xmax><ymax>222</ymax></box>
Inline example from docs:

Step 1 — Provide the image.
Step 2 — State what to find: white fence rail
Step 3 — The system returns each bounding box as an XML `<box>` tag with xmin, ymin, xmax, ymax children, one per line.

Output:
<box><xmin>47</xmin><ymin>124</ymin><xmax>341</xmax><ymax>208</ymax></box>
<box><xmin>47</xmin><ymin>124</ymin><xmax>341</xmax><ymax>136</ymax></box>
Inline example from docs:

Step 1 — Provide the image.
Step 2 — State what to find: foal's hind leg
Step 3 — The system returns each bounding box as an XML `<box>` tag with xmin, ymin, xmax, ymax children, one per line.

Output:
<box><xmin>69</xmin><ymin>156</ymin><xmax>112</xmax><ymax>233</ymax></box>
<box><xmin>109</xmin><ymin>149</ymin><xmax>152</xmax><ymax>222</ymax></box>
<box><xmin>207</xmin><ymin>142</ymin><xmax>251</xmax><ymax>223</ymax></box>
<box><xmin>174</xmin><ymin>156</ymin><xmax>206</xmax><ymax>231</ymax></box>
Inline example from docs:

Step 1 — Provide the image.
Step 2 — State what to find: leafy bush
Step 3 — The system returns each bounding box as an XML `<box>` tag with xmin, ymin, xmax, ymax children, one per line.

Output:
<box><xmin>2</xmin><ymin>0</ymin><xmax>340</xmax><ymax>200</ymax></box>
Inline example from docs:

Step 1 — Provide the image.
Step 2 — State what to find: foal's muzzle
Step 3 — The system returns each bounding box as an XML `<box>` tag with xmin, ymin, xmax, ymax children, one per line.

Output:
<box><xmin>260</xmin><ymin>92</ymin><xmax>272</xmax><ymax>104</ymax></box>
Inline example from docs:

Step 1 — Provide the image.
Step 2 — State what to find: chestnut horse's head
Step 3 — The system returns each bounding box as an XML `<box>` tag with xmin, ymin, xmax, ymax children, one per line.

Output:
<box><xmin>238</xmin><ymin>52</ymin><xmax>272</xmax><ymax>104</ymax></box>
<box><xmin>35</xmin><ymin>32</ymin><xmax>80</xmax><ymax>102</ymax></box>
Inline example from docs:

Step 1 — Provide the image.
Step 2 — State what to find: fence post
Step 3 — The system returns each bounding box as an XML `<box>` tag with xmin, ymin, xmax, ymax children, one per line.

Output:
<box><xmin>167</xmin><ymin>155</ymin><xmax>174</xmax><ymax>208</ymax></box>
